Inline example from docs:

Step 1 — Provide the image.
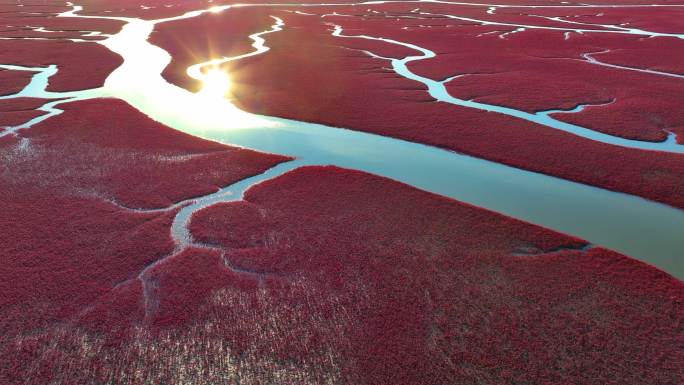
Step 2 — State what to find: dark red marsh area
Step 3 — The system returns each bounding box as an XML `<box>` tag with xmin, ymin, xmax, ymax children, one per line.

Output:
<box><xmin>0</xmin><ymin>97</ymin><xmax>289</xmax><ymax>384</ymax></box>
<box><xmin>0</xmin><ymin>1</ymin><xmax>683</xmax><ymax>384</ymax></box>
<box><xmin>4</xmin><ymin>166</ymin><xmax>678</xmax><ymax>384</ymax></box>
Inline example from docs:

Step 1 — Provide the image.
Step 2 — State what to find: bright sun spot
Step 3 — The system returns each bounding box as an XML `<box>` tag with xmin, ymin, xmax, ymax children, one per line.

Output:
<box><xmin>187</xmin><ymin>63</ymin><xmax>276</xmax><ymax>130</ymax></box>
<box><xmin>209</xmin><ymin>6</ymin><xmax>222</xmax><ymax>13</ymax></box>
<box><xmin>200</xmin><ymin>68</ymin><xmax>231</xmax><ymax>99</ymax></box>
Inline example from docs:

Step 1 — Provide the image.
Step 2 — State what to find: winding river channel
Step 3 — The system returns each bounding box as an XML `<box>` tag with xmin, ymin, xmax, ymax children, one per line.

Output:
<box><xmin>3</xmin><ymin>1</ymin><xmax>684</xmax><ymax>279</ymax></box>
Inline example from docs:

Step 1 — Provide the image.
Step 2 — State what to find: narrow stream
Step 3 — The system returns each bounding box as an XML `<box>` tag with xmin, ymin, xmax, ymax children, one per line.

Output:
<box><xmin>3</xmin><ymin>2</ymin><xmax>683</xmax><ymax>278</ymax></box>
<box><xmin>330</xmin><ymin>23</ymin><xmax>683</xmax><ymax>152</ymax></box>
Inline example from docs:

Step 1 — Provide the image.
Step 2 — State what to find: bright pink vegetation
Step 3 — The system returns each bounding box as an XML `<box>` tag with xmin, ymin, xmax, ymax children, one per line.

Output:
<box><xmin>0</xmin><ymin>39</ymin><xmax>123</xmax><ymax>92</ymax></box>
<box><xmin>73</xmin><ymin>0</ymin><xmax>216</xmax><ymax>19</ymax></box>
<box><xmin>186</xmin><ymin>166</ymin><xmax>683</xmax><ymax>384</ymax></box>
<box><xmin>0</xmin><ymin>2</ymin><xmax>124</xmax><ymax>92</ymax></box>
<box><xmin>0</xmin><ymin>96</ymin><xmax>291</xmax><ymax>383</ymax></box>
<box><xmin>17</xmin><ymin>98</ymin><xmax>290</xmax><ymax>208</ymax></box>
<box><xmin>3</xmin><ymin>164</ymin><xmax>680</xmax><ymax>384</ymax></box>
<box><xmin>366</xmin><ymin>2</ymin><xmax>684</xmax><ymax>142</ymax></box>
<box><xmin>0</xmin><ymin>96</ymin><xmax>287</xmax><ymax>316</ymax></box>
<box><xmin>0</xmin><ymin>69</ymin><xmax>33</xmax><ymax>96</ymax></box>
<box><xmin>0</xmin><ymin>1</ymin><xmax>682</xmax><ymax>384</ymax></box>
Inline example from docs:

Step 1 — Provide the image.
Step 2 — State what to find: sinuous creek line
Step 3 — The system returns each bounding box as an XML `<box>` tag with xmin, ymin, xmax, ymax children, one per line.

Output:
<box><xmin>4</xmin><ymin>2</ymin><xmax>684</xmax><ymax>278</ymax></box>
<box><xmin>329</xmin><ymin>24</ymin><xmax>684</xmax><ymax>152</ymax></box>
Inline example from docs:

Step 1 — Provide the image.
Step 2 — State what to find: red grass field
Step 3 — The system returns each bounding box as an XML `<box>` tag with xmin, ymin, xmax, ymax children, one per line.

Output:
<box><xmin>1</xmin><ymin>1</ymin><xmax>683</xmax><ymax>384</ymax></box>
<box><xmin>0</xmin><ymin>0</ymin><xmax>124</xmax><ymax>92</ymax></box>
<box><xmin>0</xmin><ymin>98</ymin><xmax>48</xmax><ymax>127</ymax></box>
<box><xmin>3</xmin><ymin>166</ymin><xmax>679</xmax><ymax>384</ymax></box>
<box><xmin>0</xmin><ymin>69</ymin><xmax>34</xmax><ymax>96</ymax></box>
<box><xmin>16</xmin><ymin>98</ymin><xmax>290</xmax><ymax>208</ymax></box>
<box><xmin>0</xmin><ymin>94</ymin><xmax>291</xmax><ymax>383</ymax></box>
<box><xmin>185</xmin><ymin>166</ymin><xmax>683</xmax><ymax>384</ymax></box>
<box><xmin>0</xmin><ymin>39</ymin><xmax>123</xmax><ymax>92</ymax></box>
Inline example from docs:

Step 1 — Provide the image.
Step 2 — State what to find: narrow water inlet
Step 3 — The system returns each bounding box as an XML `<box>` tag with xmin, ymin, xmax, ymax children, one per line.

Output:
<box><xmin>7</xmin><ymin>2</ymin><xmax>683</xmax><ymax>279</ymax></box>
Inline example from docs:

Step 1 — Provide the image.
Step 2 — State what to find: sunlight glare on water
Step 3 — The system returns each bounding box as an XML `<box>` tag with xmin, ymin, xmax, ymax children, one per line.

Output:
<box><xmin>199</xmin><ymin>68</ymin><xmax>232</xmax><ymax>98</ymax></box>
<box><xmin>189</xmin><ymin>67</ymin><xmax>278</xmax><ymax>130</ymax></box>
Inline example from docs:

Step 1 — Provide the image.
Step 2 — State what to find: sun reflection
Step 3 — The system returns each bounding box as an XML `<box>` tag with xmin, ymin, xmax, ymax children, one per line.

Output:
<box><xmin>199</xmin><ymin>68</ymin><xmax>231</xmax><ymax>99</ymax></box>
<box><xmin>209</xmin><ymin>6</ymin><xmax>223</xmax><ymax>14</ymax></box>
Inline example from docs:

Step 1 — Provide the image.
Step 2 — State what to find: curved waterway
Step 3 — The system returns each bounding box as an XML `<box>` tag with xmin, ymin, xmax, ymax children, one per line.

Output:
<box><xmin>9</xmin><ymin>3</ymin><xmax>683</xmax><ymax>278</ymax></box>
<box><xmin>329</xmin><ymin>24</ymin><xmax>684</xmax><ymax>152</ymax></box>
<box><xmin>0</xmin><ymin>64</ymin><xmax>104</xmax><ymax>137</ymax></box>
